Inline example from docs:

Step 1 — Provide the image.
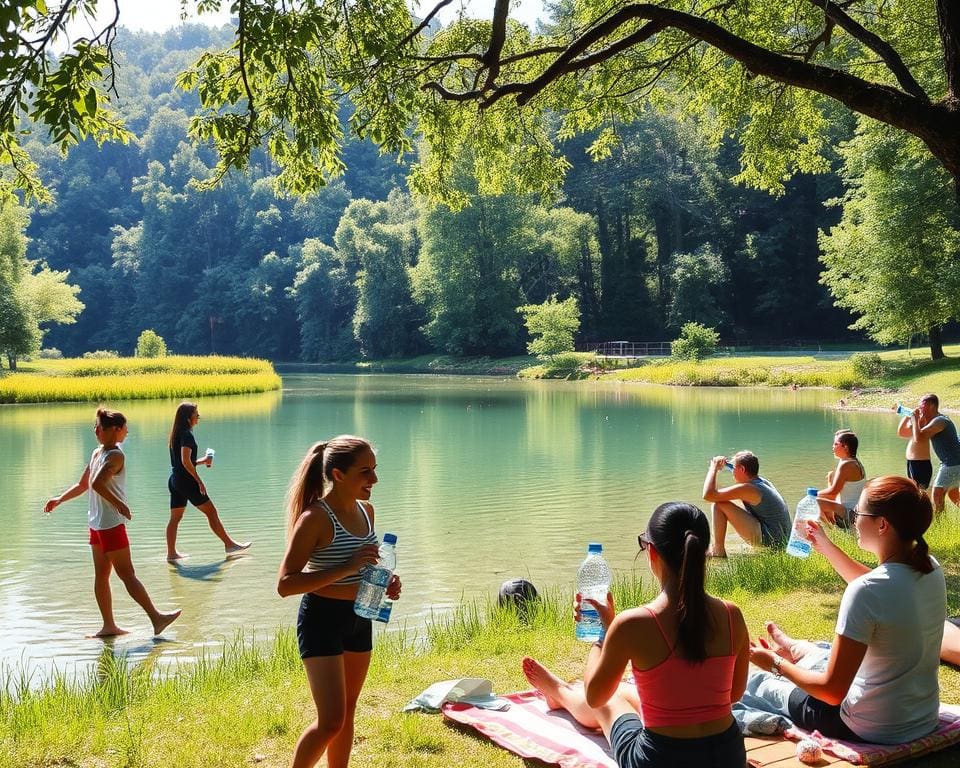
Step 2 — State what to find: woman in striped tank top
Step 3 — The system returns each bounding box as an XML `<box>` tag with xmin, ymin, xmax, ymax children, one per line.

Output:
<box><xmin>277</xmin><ymin>436</ymin><xmax>402</xmax><ymax>768</ymax></box>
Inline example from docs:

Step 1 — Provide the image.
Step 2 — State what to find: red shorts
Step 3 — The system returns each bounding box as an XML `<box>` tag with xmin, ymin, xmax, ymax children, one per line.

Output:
<box><xmin>89</xmin><ymin>524</ymin><xmax>129</xmax><ymax>552</ymax></box>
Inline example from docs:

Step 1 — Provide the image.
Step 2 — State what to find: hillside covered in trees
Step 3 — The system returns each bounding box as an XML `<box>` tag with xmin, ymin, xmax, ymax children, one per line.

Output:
<box><xmin>5</xmin><ymin>22</ymin><xmax>933</xmax><ymax>361</ymax></box>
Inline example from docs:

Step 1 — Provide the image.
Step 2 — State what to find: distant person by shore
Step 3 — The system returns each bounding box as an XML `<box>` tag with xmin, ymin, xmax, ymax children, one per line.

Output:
<box><xmin>44</xmin><ymin>408</ymin><xmax>181</xmax><ymax>637</ymax></box>
<box><xmin>702</xmin><ymin>452</ymin><xmax>791</xmax><ymax>557</ymax></box>
<box><xmin>898</xmin><ymin>403</ymin><xmax>932</xmax><ymax>489</ymax></box>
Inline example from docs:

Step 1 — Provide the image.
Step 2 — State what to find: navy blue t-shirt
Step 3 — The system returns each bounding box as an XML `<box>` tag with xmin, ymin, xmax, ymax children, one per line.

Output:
<box><xmin>170</xmin><ymin>429</ymin><xmax>198</xmax><ymax>479</ymax></box>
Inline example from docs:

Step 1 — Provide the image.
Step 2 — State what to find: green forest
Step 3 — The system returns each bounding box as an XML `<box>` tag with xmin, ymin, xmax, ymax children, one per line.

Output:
<box><xmin>3</xmin><ymin>7</ymin><xmax>959</xmax><ymax>363</ymax></box>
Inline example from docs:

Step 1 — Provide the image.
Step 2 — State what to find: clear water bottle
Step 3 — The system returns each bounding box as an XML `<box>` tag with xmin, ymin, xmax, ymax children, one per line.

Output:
<box><xmin>375</xmin><ymin>596</ymin><xmax>393</xmax><ymax>623</ymax></box>
<box><xmin>723</xmin><ymin>460</ymin><xmax>735</xmax><ymax>471</ymax></box>
<box><xmin>895</xmin><ymin>403</ymin><xmax>912</xmax><ymax>417</ymax></box>
<box><xmin>786</xmin><ymin>489</ymin><xmax>821</xmax><ymax>558</ymax></box>
<box><xmin>354</xmin><ymin>533</ymin><xmax>397</xmax><ymax>619</ymax></box>
<box><xmin>575</xmin><ymin>543</ymin><xmax>612</xmax><ymax>642</ymax></box>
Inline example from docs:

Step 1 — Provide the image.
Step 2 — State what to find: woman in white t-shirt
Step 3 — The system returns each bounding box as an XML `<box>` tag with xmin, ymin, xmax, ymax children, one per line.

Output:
<box><xmin>749</xmin><ymin>476</ymin><xmax>945</xmax><ymax>744</ymax></box>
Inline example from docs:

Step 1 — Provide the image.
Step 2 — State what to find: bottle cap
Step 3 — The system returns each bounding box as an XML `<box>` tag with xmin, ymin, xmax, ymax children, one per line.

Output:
<box><xmin>383</xmin><ymin>532</ymin><xmax>397</xmax><ymax>544</ymax></box>
<box><xmin>587</xmin><ymin>542</ymin><xmax>602</xmax><ymax>553</ymax></box>
<box><xmin>806</xmin><ymin>487</ymin><xmax>819</xmax><ymax>496</ymax></box>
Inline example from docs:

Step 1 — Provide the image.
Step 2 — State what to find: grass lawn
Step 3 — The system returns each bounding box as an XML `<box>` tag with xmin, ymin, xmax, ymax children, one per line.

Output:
<box><xmin>4</xmin><ymin>517</ymin><xmax>959</xmax><ymax>767</ymax></box>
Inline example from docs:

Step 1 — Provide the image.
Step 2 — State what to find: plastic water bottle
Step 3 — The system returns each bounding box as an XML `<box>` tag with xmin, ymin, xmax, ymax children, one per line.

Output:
<box><xmin>895</xmin><ymin>403</ymin><xmax>911</xmax><ymax>417</ymax></box>
<box><xmin>205</xmin><ymin>447</ymin><xmax>215</xmax><ymax>466</ymax></box>
<box><xmin>786</xmin><ymin>489</ymin><xmax>821</xmax><ymax>558</ymax></box>
<box><xmin>375</xmin><ymin>596</ymin><xmax>393</xmax><ymax>623</ymax></box>
<box><xmin>723</xmin><ymin>460</ymin><xmax>735</xmax><ymax>471</ymax></box>
<box><xmin>354</xmin><ymin>533</ymin><xmax>397</xmax><ymax>619</ymax></box>
<box><xmin>576</xmin><ymin>543</ymin><xmax>612</xmax><ymax>642</ymax></box>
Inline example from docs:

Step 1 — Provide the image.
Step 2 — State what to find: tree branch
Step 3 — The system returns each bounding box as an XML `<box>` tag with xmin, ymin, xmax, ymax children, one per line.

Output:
<box><xmin>427</xmin><ymin>4</ymin><xmax>935</xmax><ymax>141</ymax></box>
<box><xmin>809</xmin><ymin>0</ymin><xmax>928</xmax><ymax>102</ymax></box>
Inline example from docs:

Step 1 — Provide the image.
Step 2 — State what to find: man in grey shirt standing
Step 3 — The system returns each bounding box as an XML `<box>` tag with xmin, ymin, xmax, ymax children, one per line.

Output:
<box><xmin>702</xmin><ymin>450</ymin><xmax>791</xmax><ymax>557</ymax></box>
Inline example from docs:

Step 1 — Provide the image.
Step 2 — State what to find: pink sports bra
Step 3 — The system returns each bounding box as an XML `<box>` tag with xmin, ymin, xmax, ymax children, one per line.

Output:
<box><xmin>631</xmin><ymin>602</ymin><xmax>737</xmax><ymax>728</ymax></box>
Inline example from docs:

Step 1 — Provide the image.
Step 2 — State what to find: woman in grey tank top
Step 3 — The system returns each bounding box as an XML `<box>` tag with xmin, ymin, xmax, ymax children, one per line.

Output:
<box><xmin>277</xmin><ymin>436</ymin><xmax>402</xmax><ymax>768</ymax></box>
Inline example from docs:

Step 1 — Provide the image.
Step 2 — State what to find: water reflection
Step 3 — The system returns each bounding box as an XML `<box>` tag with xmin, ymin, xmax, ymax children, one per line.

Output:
<box><xmin>3</xmin><ymin>375</ymin><xmax>916</xmax><ymax>685</ymax></box>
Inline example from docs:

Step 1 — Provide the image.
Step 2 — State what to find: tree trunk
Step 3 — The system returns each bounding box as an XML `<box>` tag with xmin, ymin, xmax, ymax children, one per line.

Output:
<box><xmin>928</xmin><ymin>325</ymin><xmax>945</xmax><ymax>360</ymax></box>
<box><xmin>7</xmin><ymin>355</ymin><xmax>16</xmax><ymax>370</ymax></box>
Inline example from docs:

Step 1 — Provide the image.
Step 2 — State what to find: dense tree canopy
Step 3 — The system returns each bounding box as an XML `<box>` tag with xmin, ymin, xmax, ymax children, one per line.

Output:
<box><xmin>2</xmin><ymin>1</ymin><xmax>958</xmax><ymax>202</ymax></box>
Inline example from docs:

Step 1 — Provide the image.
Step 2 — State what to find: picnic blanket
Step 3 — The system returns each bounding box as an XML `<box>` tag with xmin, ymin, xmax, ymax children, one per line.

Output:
<box><xmin>442</xmin><ymin>690</ymin><xmax>960</xmax><ymax>768</ymax></box>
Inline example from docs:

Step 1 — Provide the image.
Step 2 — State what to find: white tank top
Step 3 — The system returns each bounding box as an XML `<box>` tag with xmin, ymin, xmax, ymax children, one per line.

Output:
<box><xmin>838</xmin><ymin>459</ymin><xmax>867</xmax><ymax>511</ymax></box>
<box><xmin>88</xmin><ymin>447</ymin><xmax>128</xmax><ymax>530</ymax></box>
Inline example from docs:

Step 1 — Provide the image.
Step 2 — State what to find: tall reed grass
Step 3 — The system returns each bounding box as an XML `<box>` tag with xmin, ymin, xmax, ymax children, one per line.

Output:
<box><xmin>0</xmin><ymin>356</ymin><xmax>281</xmax><ymax>403</ymax></box>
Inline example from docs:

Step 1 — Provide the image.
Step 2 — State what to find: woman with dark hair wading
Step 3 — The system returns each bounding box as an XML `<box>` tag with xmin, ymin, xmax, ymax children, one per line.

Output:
<box><xmin>166</xmin><ymin>401</ymin><xmax>249</xmax><ymax>562</ymax></box>
<box><xmin>277</xmin><ymin>436</ymin><xmax>401</xmax><ymax>768</ymax></box>
<box><xmin>523</xmin><ymin>502</ymin><xmax>749</xmax><ymax>768</ymax></box>
<box><xmin>751</xmin><ymin>476</ymin><xmax>945</xmax><ymax>744</ymax></box>
<box><xmin>44</xmin><ymin>408</ymin><xmax>181</xmax><ymax>637</ymax></box>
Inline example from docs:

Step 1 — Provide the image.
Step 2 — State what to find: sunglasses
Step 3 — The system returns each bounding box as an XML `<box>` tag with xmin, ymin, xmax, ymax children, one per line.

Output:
<box><xmin>637</xmin><ymin>532</ymin><xmax>652</xmax><ymax>551</ymax></box>
<box><xmin>851</xmin><ymin>506</ymin><xmax>882</xmax><ymax>521</ymax></box>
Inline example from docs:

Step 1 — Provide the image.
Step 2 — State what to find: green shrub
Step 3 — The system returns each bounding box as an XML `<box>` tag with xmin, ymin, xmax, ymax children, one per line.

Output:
<box><xmin>38</xmin><ymin>348</ymin><xmax>62</xmax><ymax>359</ymax></box>
<box><xmin>82</xmin><ymin>350</ymin><xmax>119</xmax><ymax>359</ymax></box>
<box><xmin>671</xmin><ymin>322</ymin><xmax>720</xmax><ymax>361</ymax></box>
<box><xmin>135</xmin><ymin>330</ymin><xmax>167</xmax><ymax>358</ymax></box>
<box><xmin>850</xmin><ymin>352</ymin><xmax>884</xmax><ymax>379</ymax></box>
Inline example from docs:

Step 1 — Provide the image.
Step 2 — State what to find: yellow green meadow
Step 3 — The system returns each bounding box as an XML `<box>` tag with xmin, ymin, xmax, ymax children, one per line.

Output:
<box><xmin>0</xmin><ymin>356</ymin><xmax>281</xmax><ymax>403</ymax></box>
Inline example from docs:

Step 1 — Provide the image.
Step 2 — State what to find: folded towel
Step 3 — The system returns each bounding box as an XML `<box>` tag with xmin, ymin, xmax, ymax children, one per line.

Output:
<box><xmin>404</xmin><ymin>677</ymin><xmax>510</xmax><ymax>713</ymax></box>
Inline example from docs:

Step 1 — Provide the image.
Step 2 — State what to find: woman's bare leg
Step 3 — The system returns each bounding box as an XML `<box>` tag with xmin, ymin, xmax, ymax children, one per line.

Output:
<box><xmin>942</xmin><ymin>621</ymin><xmax>960</xmax><ymax>667</ymax></box>
<box><xmin>166</xmin><ymin>506</ymin><xmax>187</xmax><ymax>561</ymax></box>
<box><xmin>196</xmin><ymin>500</ymin><xmax>250</xmax><ymax>553</ymax></box>
<box><xmin>522</xmin><ymin>657</ymin><xmax>638</xmax><ymax>739</ymax></box>
<box><xmin>291</xmin><ymin>655</ymin><xmax>347</xmax><ymax>768</ymax></box>
<box><xmin>90</xmin><ymin>545</ymin><xmax>127</xmax><ymax>637</ymax></box>
<box><xmin>326</xmin><ymin>651</ymin><xmax>371</xmax><ymax>768</ymax></box>
<box><xmin>109</xmin><ymin>547</ymin><xmax>181</xmax><ymax>635</ymax></box>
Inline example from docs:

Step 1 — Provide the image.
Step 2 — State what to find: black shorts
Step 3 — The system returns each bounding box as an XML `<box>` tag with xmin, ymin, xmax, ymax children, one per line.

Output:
<box><xmin>609</xmin><ymin>715</ymin><xmax>746</xmax><ymax>768</ymax></box>
<box><xmin>787</xmin><ymin>688</ymin><xmax>861</xmax><ymax>742</ymax></box>
<box><xmin>907</xmin><ymin>460</ymin><xmax>934</xmax><ymax>489</ymax></box>
<box><xmin>297</xmin><ymin>593</ymin><xmax>372</xmax><ymax>658</ymax></box>
<box><xmin>168</xmin><ymin>474</ymin><xmax>210</xmax><ymax>509</ymax></box>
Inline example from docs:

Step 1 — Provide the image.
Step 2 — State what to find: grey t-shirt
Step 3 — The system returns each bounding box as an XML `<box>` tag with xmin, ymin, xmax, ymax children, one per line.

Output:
<box><xmin>837</xmin><ymin>560</ymin><xmax>945</xmax><ymax>743</ymax></box>
<box><xmin>744</xmin><ymin>477</ymin><xmax>791</xmax><ymax>545</ymax></box>
<box><xmin>929</xmin><ymin>415</ymin><xmax>960</xmax><ymax>466</ymax></box>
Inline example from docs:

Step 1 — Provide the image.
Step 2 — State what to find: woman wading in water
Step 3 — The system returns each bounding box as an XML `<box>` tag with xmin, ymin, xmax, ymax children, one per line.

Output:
<box><xmin>45</xmin><ymin>408</ymin><xmax>181</xmax><ymax>637</ymax></box>
<box><xmin>166</xmin><ymin>401</ymin><xmax>250</xmax><ymax>562</ymax></box>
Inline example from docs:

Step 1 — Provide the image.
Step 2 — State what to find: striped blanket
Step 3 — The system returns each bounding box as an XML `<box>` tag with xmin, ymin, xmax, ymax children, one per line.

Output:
<box><xmin>442</xmin><ymin>692</ymin><xmax>960</xmax><ymax>768</ymax></box>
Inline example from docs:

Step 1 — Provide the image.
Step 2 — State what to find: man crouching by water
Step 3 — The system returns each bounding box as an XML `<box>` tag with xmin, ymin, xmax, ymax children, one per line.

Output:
<box><xmin>702</xmin><ymin>451</ymin><xmax>790</xmax><ymax>558</ymax></box>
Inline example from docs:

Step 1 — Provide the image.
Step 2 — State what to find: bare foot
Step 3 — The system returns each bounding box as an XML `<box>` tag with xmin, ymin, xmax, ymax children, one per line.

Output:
<box><xmin>706</xmin><ymin>548</ymin><xmax>728</xmax><ymax>558</ymax></box>
<box><xmin>167</xmin><ymin>552</ymin><xmax>189</xmax><ymax>563</ymax></box>
<box><xmin>152</xmin><ymin>609</ymin><xmax>182</xmax><ymax>636</ymax></box>
<box><xmin>88</xmin><ymin>625</ymin><xmax>129</xmax><ymax>638</ymax></box>
<box><xmin>225</xmin><ymin>542</ymin><xmax>251</xmax><ymax>558</ymax></box>
<box><xmin>522</xmin><ymin>657</ymin><xmax>569</xmax><ymax>710</ymax></box>
<box><xmin>766</xmin><ymin>621</ymin><xmax>798</xmax><ymax>662</ymax></box>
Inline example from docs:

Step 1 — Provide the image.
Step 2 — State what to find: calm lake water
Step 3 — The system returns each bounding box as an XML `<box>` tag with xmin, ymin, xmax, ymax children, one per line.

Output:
<box><xmin>1</xmin><ymin>374</ymin><xmax>910</xmax><ymax>682</ymax></box>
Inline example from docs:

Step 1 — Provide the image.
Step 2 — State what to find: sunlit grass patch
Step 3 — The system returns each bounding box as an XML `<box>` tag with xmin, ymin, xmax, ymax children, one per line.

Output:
<box><xmin>0</xmin><ymin>356</ymin><xmax>281</xmax><ymax>403</ymax></box>
<box><xmin>606</xmin><ymin>356</ymin><xmax>860</xmax><ymax>388</ymax></box>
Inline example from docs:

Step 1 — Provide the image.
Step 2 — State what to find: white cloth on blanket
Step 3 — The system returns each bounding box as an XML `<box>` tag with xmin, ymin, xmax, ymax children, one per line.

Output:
<box><xmin>404</xmin><ymin>678</ymin><xmax>511</xmax><ymax>713</ymax></box>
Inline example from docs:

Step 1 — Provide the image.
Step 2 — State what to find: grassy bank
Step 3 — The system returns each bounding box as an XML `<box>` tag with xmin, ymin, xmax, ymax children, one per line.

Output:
<box><xmin>5</xmin><ymin>518</ymin><xmax>959</xmax><ymax>768</ymax></box>
<box><xmin>0</xmin><ymin>357</ymin><xmax>281</xmax><ymax>403</ymax></box>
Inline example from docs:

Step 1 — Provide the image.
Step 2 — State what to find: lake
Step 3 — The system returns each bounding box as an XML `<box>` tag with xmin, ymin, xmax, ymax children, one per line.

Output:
<box><xmin>0</xmin><ymin>374</ymin><xmax>907</xmax><ymax>682</ymax></box>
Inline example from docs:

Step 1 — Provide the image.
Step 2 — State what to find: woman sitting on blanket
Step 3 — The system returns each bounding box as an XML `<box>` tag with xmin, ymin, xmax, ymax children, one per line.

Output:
<box><xmin>523</xmin><ymin>501</ymin><xmax>750</xmax><ymax>768</ymax></box>
<box><xmin>749</xmin><ymin>475</ymin><xmax>946</xmax><ymax>744</ymax></box>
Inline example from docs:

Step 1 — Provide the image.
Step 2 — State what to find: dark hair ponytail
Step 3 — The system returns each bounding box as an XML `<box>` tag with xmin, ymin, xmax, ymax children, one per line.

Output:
<box><xmin>285</xmin><ymin>436</ymin><xmax>372</xmax><ymax>533</ymax></box>
<box><xmin>96</xmin><ymin>407</ymin><xmax>126</xmax><ymax>429</ymax></box>
<box><xmin>646</xmin><ymin>502</ymin><xmax>712</xmax><ymax>661</ymax></box>
<box><xmin>168</xmin><ymin>401</ymin><xmax>197</xmax><ymax>449</ymax></box>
